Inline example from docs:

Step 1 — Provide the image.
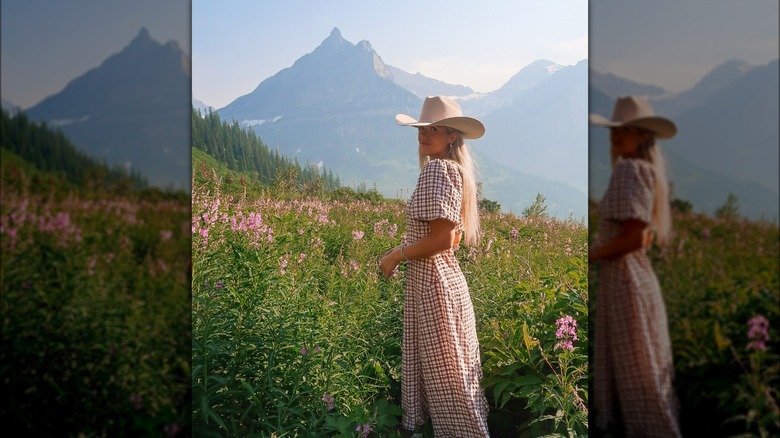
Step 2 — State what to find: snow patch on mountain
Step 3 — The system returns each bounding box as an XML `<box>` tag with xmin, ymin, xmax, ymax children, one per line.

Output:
<box><xmin>50</xmin><ymin>115</ymin><xmax>91</xmax><ymax>127</ymax></box>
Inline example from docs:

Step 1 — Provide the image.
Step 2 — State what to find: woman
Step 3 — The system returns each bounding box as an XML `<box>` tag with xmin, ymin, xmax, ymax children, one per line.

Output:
<box><xmin>380</xmin><ymin>96</ymin><xmax>490</xmax><ymax>436</ymax></box>
<box><xmin>589</xmin><ymin>95</ymin><xmax>682</xmax><ymax>437</ymax></box>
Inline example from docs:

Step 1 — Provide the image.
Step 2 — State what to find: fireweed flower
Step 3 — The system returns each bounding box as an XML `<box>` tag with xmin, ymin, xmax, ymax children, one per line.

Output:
<box><xmin>322</xmin><ymin>394</ymin><xmax>335</xmax><ymax>410</ymax></box>
<box><xmin>301</xmin><ymin>347</ymin><xmax>308</xmax><ymax>356</ymax></box>
<box><xmin>510</xmin><ymin>228</ymin><xmax>519</xmax><ymax>240</ymax></box>
<box><xmin>555</xmin><ymin>315</ymin><xmax>578</xmax><ymax>351</ymax></box>
<box><xmin>747</xmin><ymin>315</ymin><xmax>770</xmax><ymax>351</ymax></box>
<box><xmin>356</xmin><ymin>423</ymin><xmax>372</xmax><ymax>437</ymax></box>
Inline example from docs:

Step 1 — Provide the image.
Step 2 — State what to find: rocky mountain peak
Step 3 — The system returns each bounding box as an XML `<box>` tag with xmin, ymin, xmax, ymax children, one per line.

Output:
<box><xmin>129</xmin><ymin>27</ymin><xmax>154</xmax><ymax>47</ymax></box>
<box><xmin>357</xmin><ymin>40</ymin><xmax>373</xmax><ymax>51</ymax></box>
<box><xmin>318</xmin><ymin>27</ymin><xmax>350</xmax><ymax>51</ymax></box>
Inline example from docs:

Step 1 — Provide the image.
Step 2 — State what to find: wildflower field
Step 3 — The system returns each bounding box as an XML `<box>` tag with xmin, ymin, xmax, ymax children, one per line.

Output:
<box><xmin>589</xmin><ymin>203</ymin><xmax>779</xmax><ymax>437</ymax></box>
<box><xmin>0</xmin><ymin>164</ymin><xmax>192</xmax><ymax>436</ymax></box>
<box><xmin>192</xmin><ymin>176</ymin><xmax>589</xmax><ymax>437</ymax></box>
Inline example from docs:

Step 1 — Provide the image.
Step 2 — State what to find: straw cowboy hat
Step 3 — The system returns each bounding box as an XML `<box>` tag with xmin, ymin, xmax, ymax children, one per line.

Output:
<box><xmin>396</xmin><ymin>96</ymin><xmax>485</xmax><ymax>140</ymax></box>
<box><xmin>589</xmin><ymin>95</ymin><xmax>677</xmax><ymax>139</ymax></box>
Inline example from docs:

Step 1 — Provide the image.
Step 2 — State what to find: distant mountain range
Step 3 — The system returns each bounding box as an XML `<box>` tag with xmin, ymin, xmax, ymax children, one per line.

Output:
<box><xmin>24</xmin><ymin>28</ymin><xmax>191</xmax><ymax>190</ymax></box>
<box><xmin>212</xmin><ymin>27</ymin><xmax>588</xmax><ymax>219</ymax></box>
<box><xmin>590</xmin><ymin>59</ymin><xmax>779</xmax><ymax>221</ymax></box>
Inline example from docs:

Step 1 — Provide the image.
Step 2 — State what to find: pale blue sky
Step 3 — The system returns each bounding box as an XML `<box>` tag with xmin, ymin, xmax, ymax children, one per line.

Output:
<box><xmin>590</xmin><ymin>0</ymin><xmax>778</xmax><ymax>92</ymax></box>
<box><xmin>192</xmin><ymin>0</ymin><xmax>589</xmax><ymax>109</ymax></box>
<box><xmin>1</xmin><ymin>0</ymin><xmax>190</xmax><ymax>110</ymax></box>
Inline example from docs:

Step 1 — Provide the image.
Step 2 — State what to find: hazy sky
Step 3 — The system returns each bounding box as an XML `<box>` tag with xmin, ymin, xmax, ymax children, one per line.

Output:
<box><xmin>1</xmin><ymin>0</ymin><xmax>190</xmax><ymax>110</ymax></box>
<box><xmin>590</xmin><ymin>0</ymin><xmax>778</xmax><ymax>92</ymax></box>
<box><xmin>193</xmin><ymin>0</ymin><xmax>588</xmax><ymax>109</ymax></box>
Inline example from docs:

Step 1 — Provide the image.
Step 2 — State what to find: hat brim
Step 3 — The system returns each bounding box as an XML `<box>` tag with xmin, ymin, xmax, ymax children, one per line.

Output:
<box><xmin>395</xmin><ymin>114</ymin><xmax>485</xmax><ymax>140</ymax></box>
<box><xmin>589</xmin><ymin>113</ymin><xmax>677</xmax><ymax>139</ymax></box>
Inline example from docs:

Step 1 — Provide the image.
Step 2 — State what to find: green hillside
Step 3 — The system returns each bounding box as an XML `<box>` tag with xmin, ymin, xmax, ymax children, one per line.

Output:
<box><xmin>1</xmin><ymin>109</ymin><xmax>148</xmax><ymax>195</ymax></box>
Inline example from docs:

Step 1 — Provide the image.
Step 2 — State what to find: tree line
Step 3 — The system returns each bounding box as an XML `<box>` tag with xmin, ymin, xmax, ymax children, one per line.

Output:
<box><xmin>192</xmin><ymin>107</ymin><xmax>340</xmax><ymax>191</ymax></box>
<box><xmin>1</xmin><ymin>109</ymin><xmax>148</xmax><ymax>193</ymax></box>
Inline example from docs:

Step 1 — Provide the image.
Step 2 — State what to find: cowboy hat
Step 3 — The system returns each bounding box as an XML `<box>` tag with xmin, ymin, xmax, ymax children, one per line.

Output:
<box><xmin>589</xmin><ymin>95</ymin><xmax>677</xmax><ymax>139</ymax></box>
<box><xmin>396</xmin><ymin>96</ymin><xmax>485</xmax><ymax>140</ymax></box>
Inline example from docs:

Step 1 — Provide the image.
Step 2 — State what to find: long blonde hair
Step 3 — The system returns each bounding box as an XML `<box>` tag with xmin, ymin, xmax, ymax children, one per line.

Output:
<box><xmin>418</xmin><ymin>127</ymin><xmax>480</xmax><ymax>246</ymax></box>
<box><xmin>610</xmin><ymin>131</ymin><xmax>673</xmax><ymax>245</ymax></box>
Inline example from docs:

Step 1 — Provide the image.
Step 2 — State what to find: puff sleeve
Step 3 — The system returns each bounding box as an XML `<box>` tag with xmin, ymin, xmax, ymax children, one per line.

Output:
<box><xmin>602</xmin><ymin>159</ymin><xmax>655</xmax><ymax>224</ymax></box>
<box><xmin>409</xmin><ymin>159</ymin><xmax>462</xmax><ymax>225</ymax></box>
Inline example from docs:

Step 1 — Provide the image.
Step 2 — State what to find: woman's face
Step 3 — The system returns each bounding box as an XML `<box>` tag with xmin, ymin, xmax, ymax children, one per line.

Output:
<box><xmin>610</xmin><ymin>126</ymin><xmax>652</xmax><ymax>158</ymax></box>
<box><xmin>418</xmin><ymin>125</ymin><xmax>457</xmax><ymax>159</ymax></box>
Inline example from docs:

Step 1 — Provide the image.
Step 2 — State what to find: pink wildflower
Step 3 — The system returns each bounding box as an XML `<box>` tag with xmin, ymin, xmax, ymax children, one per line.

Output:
<box><xmin>356</xmin><ymin>423</ymin><xmax>372</xmax><ymax>437</ymax></box>
<box><xmin>747</xmin><ymin>315</ymin><xmax>770</xmax><ymax>351</ymax></box>
<box><xmin>555</xmin><ymin>315</ymin><xmax>578</xmax><ymax>351</ymax></box>
<box><xmin>322</xmin><ymin>394</ymin><xmax>335</xmax><ymax>411</ymax></box>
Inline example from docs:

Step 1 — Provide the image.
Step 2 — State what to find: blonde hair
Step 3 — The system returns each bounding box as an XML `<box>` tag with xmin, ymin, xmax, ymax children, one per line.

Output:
<box><xmin>610</xmin><ymin>130</ymin><xmax>673</xmax><ymax>245</ymax></box>
<box><xmin>418</xmin><ymin>127</ymin><xmax>480</xmax><ymax>246</ymax></box>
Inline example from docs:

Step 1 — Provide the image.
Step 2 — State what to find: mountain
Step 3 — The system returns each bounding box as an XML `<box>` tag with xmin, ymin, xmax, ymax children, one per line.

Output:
<box><xmin>460</xmin><ymin>59</ymin><xmax>589</xmax><ymax>194</ymax></box>
<box><xmin>589</xmin><ymin>70</ymin><xmax>667</xmax><ymax>99</ymax></box>
<box><xmin>217</xmin><ymin>28</ymin><xmax>587</xmax><ymax>218</ymax></box>
<box><xmin>589</xmin><ymin>60</ymin><xmax>779</xmax><ymax>221</ymax></box>
<box><xmin>193</xmin><ymin>97</ymin><xmax>214</xmax><ymax>113</ymax></box>
<box><xmin>216</xmin><ymin>27</ymin><xmax>421</xmax><ymax>192</ymax></box>
<box><xmin>653</xmin><ymin>59</ymin><xmax>755</xmax><ymax>117</ymax></box>
<box><xmin>25</xmin><ymin>28</ymin><xmax>191</xmax><ymax>190</ymax></box>
<box><xmin>671</xmin><ymin>59</ymin><xmax>778</xmax><ymax>194</ymax></box>
<box><xmin>387</xmin><ymin>65</ymin><xmax>475</xmax><ymax>98</ymax></box>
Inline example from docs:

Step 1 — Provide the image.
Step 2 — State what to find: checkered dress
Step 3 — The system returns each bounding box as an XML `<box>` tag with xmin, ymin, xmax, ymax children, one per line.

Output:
<box><xmin>402</xmin><ymin>159</ymin><xmax>490</xmax><ymax>436</ymax></box>
<box><xmin>593</xmin><ymin>159</ymin><xmax>681</xmax><ymax>437</ymax></box>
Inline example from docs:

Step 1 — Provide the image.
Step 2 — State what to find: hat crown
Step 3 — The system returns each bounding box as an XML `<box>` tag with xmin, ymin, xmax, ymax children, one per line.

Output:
<box><xmin>418</xmin><ymin>96</ymin><xmax>463</xmax><ymax>123</ymax></box>
<box><xmin>611</xmin><ymin>96</ymin><xmax>657</xmax><ymax>122</ymax></box>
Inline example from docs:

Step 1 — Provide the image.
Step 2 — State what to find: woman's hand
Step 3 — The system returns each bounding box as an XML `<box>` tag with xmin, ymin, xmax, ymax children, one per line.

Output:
<box><xmin>379</xmin><ymin>219</ymin><xmax>458</xmax><ymax>280</ymax></box>
<box><xmin>589</xmin><ymin>219</ymin><xmax>648</xmax><ymax>261</ymax></box>
<box><xmin>380</xmin><ymin>246</ymin><xmax>402</xmax><ymax>280</ymax></box>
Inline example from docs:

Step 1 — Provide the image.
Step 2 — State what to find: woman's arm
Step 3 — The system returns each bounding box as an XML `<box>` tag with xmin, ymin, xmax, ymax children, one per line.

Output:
<box><xmin>589</xmin><ymin>219</ymin><xmax>649</xmax><ymax>262</ymax></box>
<box><xmin>380</xmin><ymin>219</ymin><xmax>456</xmax><ymax>279</ymax></box>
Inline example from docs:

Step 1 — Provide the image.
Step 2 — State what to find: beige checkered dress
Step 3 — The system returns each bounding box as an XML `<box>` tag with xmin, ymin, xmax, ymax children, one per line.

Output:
<box><xmin>593</xmin><ymin>159</ymin><xmax>681</xmax><ymax>437</ymax></box>
<box><xmin>402</xmin><ymin>159</ymin><xmax>490</xmax><ymax>436</ymax></box>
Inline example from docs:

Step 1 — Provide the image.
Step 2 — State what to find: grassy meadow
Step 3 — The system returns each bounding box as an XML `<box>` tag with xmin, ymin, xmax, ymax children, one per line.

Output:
<box><xmin>1</xmin><ymin>150</ymin><xmax>192</xmax><ymax>436</ymax></box>
<box><xmin>191</xmin><ymin>167</ymin><xmax>589</xmax><ymax>437</ymax></box>
<box><xmin>589</xmin><ymin>200</ymin><xmax>779</xmax><ymax>437</ymax></box>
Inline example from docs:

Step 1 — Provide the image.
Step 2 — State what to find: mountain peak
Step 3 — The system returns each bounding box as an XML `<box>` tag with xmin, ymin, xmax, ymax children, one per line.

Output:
<box><xmin>311</xmin><ymin>27</ymin><xmax>352</xmax><ymax>55</ymax></box>
<box><xmin>133</xmin><ymin>27</ymin><xmax>153</xmax><ymax>44</ymax></box>
<box><xmin>497</xmin><ymin>59</ymin><xmax>560</xmax><ymax>95</ymax></box>
<box><xmin>357</xmin><ymin>40</ymin><xmax>373</xmax><ymax>51</ymax></box>
<box><xmin>685</xmin><ymin>58</ymin><xmax>753</xmax><ymax>99</ymax></box>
